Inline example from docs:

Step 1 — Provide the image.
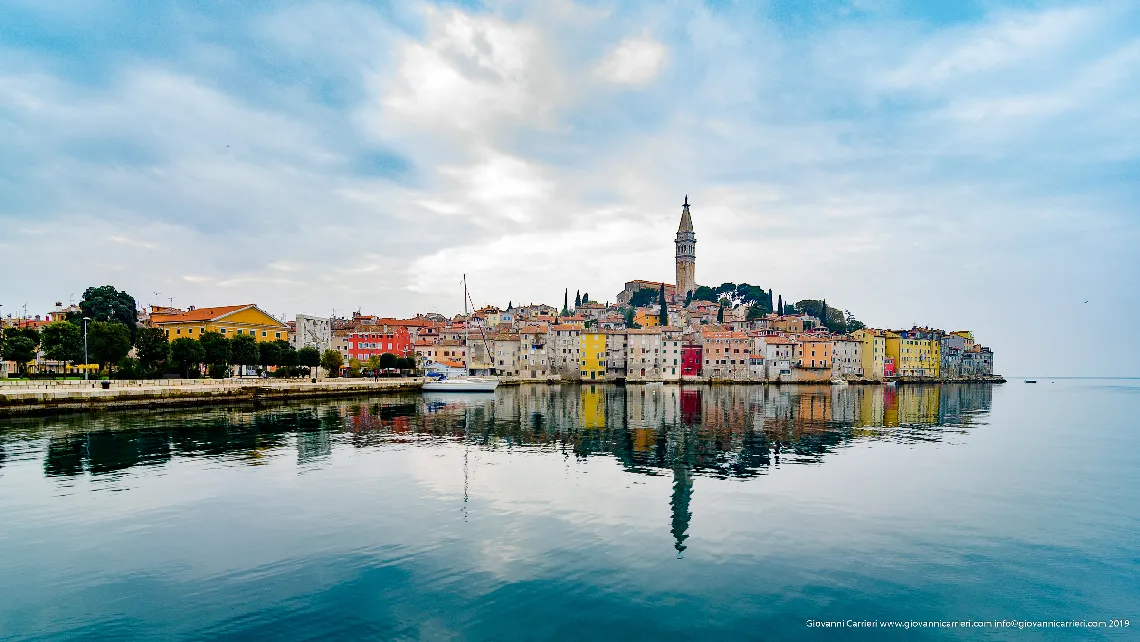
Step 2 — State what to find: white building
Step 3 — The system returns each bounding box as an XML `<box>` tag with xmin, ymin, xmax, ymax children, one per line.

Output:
<box><xmin>292</xmin><ymin>314</ymin><xmax>332</xmax><ymax>352</ymax></box>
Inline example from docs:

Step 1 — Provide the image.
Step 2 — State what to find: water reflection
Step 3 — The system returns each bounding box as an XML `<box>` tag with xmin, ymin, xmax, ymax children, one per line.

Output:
<box><xmin>1</xmin><ymin>384</ymin><xmax>992</xmax><ymax>555</ymax></box>
<box><xmin>5</xmin><ymin>384</ymin><xmax>995</xmax><ymax>481</ymax></box>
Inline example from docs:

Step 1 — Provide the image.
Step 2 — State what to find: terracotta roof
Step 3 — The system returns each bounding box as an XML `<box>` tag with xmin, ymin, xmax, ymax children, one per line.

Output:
<box><xmin>150</xmin><ymin>304</ymin><xmax>251</xmax><ymax>324</ymax></box>
<box><xmin>550</xmin><ymin>324</ymin><xmax>580</xmax><ymax>331</ymax></box>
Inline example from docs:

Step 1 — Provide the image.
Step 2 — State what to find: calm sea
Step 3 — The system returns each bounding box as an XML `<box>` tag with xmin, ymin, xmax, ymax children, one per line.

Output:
<box><xmin>0</xmin><ymin>381</ymin><xmax>1137</xmax><ymax>640</ymax></box>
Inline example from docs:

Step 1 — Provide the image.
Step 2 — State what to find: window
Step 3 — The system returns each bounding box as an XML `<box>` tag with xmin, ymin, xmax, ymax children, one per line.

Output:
<box><xmin>220</xmin><ymin>328</ymin><xmax>227</xmax><ymax>334</ymax></box>
<box><xmin>176</xmin><ymin>328</ymin><xmax>181</xmax><ymax>335</ymax></box>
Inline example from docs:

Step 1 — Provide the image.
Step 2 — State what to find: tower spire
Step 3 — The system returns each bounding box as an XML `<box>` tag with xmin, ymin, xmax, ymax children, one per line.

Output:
<box><xmin>675</xmin><ymin>195</ymin><xmax>696</xmax><ymax>300</ymax></box>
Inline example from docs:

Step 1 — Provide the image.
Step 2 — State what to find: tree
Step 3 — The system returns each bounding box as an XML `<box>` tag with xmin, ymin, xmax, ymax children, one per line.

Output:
<box><xmin>379</xmin><ymin>352</ymin><xmax>397</xmax><ymax>369</ymax></box>
<box><xmin>624</xmin><ymin>305</ymin><xmax>642</xmax><ymax>326</ymax></box>
<box><xmin>1</xmin><ymin>336</ymin><xmax>37</xmax><ymax>376</ymax></box>
<box><xmin>658</xmin><ymin>285</ymin><xmax>668</xmax><ymax>327</ymax></box>
<box><xmin>347</xmin><ymin>358</ymin><xmax>362</xmax><ymax>377</ymax></box>
<box><xmin>563</xmin><ymin>288</ymin><xmax>569</xmax><ymax>315</ymax></box>
<box><xmin>41</xmin><ymin>321</ymin><xmax>82</xmax><ymax>367</ymax></box>
<box><xmin>258</xmin><ymin>341</ymin><xmax>281</xmax><ymax>368</ymax></box>
<box><xmin>230</xmin><ymin>334</ymin><xmax>258</xmax><ymax>369</ymax></box>
<box><xmin>582</xmin><ymin>292</ymin><xmax>589</xmax><ymax>304</ymax></box>
<box><xmin>78</xmin><ymin>285</ymin><xmax>138</xmax><ymax>341</ymax></box>
<box><xmin>199</xmin><ymin>331</ymin><xmax>231</xmax><ymax>368</ymax></box>
<box><xmin>777</xmin><ymin>295</ymin><xmax>783</xmax><ymax>315</ymax></box>
<box><xmin>845</xmin><ymin>311</ymin><xmax>865</xmax><ymax>332</ymax></box>
<box><xmin>320</xmin><ymin>349</ymin><xmax>343</xmax><ymax>376</ymax></box>
<box><xmin>134</xmin><ymin>327</ymin><xmax>170</xmax><ymax>374</ymax></box>
<box><xmin>298</xmin><ymin>346</ymin><xmax>320</xmax><ymax>370</ymax></box>
<box><xmin>365</xmin><ymin>354</ymin><xmax>383</xmax><ymax>374</ymax></box>
<box><xmin>396</xmin><ymin>356</ymin><xmax>415</xmax><ymax>370</ymax></box>
<box><xmin>275</xmin><ymin>340</ymin><xmax>298</xmax><ymax>368</ymax></box>
<box><xmin>170</xmin><ymin>337</ymin><xmax>205</xmax><ymax>377</ymax></box>
<box><xmin>88</xmin><ymin>321</ymin><xmax>131</xmax><ymax>371</ymax></box>
<box><xmin>629</xmin><ymin>288</ymin><xmax>658</xmax><ymax>308</ymax></box>
<box><xmin>575</xmin><ymin>290</ymin><xmax>581</xmax><ymax>308</ymax></box>
<box><xmin>717</xmin><ymin>304</ymin><xmax>725</xmax><ymax>323</ymax></box>
<box><xmin>747</xmin><ymin>305</ymin><xmax>765</xmax><ymax>320</ymax></box>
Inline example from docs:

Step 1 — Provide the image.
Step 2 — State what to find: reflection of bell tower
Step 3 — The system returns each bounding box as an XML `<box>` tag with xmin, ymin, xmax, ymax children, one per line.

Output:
<box><xmin>670</xmin><ymin>464</ymin><xmax>693</xmax><ymax>557</ymax></box>
<box><xmin>675</xmin><ymin>196</ymin><xmax>696</xmax><ymax>300</ymax></box>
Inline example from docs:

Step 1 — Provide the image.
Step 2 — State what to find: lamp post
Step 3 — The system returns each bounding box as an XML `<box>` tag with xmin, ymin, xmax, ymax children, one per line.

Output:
<box><xmin>83</xmin><ymin>317</ymin><xmax>91</xmax><ymax>381</ymax></box>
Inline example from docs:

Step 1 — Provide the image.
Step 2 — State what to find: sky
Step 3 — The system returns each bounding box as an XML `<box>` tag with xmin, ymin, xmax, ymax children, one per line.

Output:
<box><xmin>0</xmin><ymin>0</ymin><xmax>1137</xmax><ymax>377</ymax></box>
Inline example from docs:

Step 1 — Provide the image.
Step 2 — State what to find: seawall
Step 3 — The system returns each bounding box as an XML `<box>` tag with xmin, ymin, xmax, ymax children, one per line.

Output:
<box><xmin>0</xmin><ymin>378</ymin><xmax>424</xmax><ymax>417</ymax></box>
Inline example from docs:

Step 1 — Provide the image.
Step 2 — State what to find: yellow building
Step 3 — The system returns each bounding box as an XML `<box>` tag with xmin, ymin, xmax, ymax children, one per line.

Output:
<box><xmin>887</xmin><ymin>328</ymin><xmax>941</xmax><ymax>377</ymax></box>
<box><xmin>579</xmin><ymin>331</ymin><xmax>607</xmax><ymax>381</ymax></box>
<box><xmin>852</xmin><ymin>328</ymin><xmax>886</xmax><ymax>380</ymax></box>
<box><xmin>150</xmin><ymin>304</ymin><xmax>290</xmax><ymax>342</ymax></box>
<box><xmin>634</xmin><ymin>308</ymin><xmax>662</xmax><ymax>328</ymax></box>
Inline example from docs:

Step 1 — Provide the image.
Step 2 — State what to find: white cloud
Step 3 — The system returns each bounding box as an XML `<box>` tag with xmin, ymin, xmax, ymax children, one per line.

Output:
<box><xmin>595</xmin><ymin>37</ymin><xmax>667</xmax><ymax>85</ymax></box>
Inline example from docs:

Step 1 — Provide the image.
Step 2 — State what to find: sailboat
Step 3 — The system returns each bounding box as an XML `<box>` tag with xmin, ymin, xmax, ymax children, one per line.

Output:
<box><xmin>423</xmin><ymin>274</ymin><xmax>499</xmax><ymax>393</ymax></box>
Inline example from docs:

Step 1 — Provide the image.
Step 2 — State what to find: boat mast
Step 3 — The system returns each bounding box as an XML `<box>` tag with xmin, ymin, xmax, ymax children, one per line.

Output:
<box><xmin>464</xmin><ymin>273</ymin><xmax>470</xmax><ymax>375</ymax></box>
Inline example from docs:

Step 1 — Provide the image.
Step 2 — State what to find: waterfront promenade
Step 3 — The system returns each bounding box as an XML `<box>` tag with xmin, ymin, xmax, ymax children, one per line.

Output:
<box><xmin>0</xmin><ymin>378</ymin><xmax>425</xmax><ymax>416</ymax></box>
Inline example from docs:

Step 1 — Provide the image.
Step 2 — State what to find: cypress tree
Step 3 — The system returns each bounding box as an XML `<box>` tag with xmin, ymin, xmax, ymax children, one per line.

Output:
<box><xmin>821</xmin><ymin>299</ymin><xmax>828</xmax><ymax>329</ymax></box>
<box><xmin>658</xmin><ymin>286</ymin><xmax>668</xmax><ymax>327</ymax></box>
<box><xmin>778</xmin><ymin>295</ymin><xmax>783</xmax><ymax>316</ymax></box>
<box><xmin>575</xmin><ymin>290</ymin><xmax>581</xmax><ymax>308</ymax></box>
<box><xmin>768</xmin><ymin>289</ymin><xmax>774</xmax><ymax>312</ymax></box>
<box><xmin>583</xmin><ymin>292</ymin><xmax>589</xmax><ymax>304</ymax></box>
<box><xmin>563</xmin><ymin>289</ymin><xmax>569</xmax><ymax>316</ymax></box>
<box><xmin>717</xmin><ymin>303</ymin><xmax>725</xmax><ymax>324</ymax></box>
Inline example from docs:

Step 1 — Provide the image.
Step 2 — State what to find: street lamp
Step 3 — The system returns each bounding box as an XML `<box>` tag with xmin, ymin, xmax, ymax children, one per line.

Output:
<box><xmin>83</xmin><ymin>317</ymin><xmax>91</xmax><ymax>381</ymax></box>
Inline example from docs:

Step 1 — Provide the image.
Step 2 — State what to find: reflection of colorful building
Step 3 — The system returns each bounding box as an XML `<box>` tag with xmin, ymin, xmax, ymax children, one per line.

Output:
<box><xmin>580</xmin><ymin>385</ymin><xmax>605</xmax><ymax>428</ymax></box>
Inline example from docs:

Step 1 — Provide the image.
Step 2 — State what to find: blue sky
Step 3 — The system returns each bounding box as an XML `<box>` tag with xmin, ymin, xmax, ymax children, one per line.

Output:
<box><xmin>1</xmin><ymin>0</ymin><xmax>1137</xmax><ymax>376</ymax></box>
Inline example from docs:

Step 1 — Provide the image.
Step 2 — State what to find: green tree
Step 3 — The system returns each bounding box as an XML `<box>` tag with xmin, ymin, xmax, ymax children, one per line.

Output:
<box><xmin>1</xmin><ymin>335</ymin><xmax>37</xmax><ymax>376</ymax></box>
<box><xmin>114</xmin><ymin>357</ymin><xmax>143</xmax><ymax>380</ymax></box>
<box><xmin>747</xmin><ymin>305</ymin><xmax>765</xmax><ymax>320</ymax></box>
<box><xmin>275</xmin><ymin>340</ymin><xmax>298</xmax><ymax>368</ymax></box>
<box><xmin>777</xmin><ymin>295</ymin><xmax>783</xmax><ymax>315</ymax></box>
<box><xmin>365</xmin><ymin>354</ymin><xmax>383</xmax><ymax>374</ymax></box>
<box><xmin>845</xmin><ymin>311</ymin><xmax>865</xmax><ymax>332</ymax></box>
<box><xmin>298</xmin><ymin>346</ymin><xmax>320</xmax><ymax>369</ymax></box>
<box><xmin>629</xmin><ymin>288</ymin><xmax>658</xmax><ymax>308</ymax></box>
<box><xmin>170</xmin><ymin>337</ymin><xmax>205</xmax><ymax>377</ymax></box>
<box><xmin>622</xmin><ymin>307</ymin><xmax>641</xmax><ymax>329</ymax></box>
<box><xmin>582</xmin><ymin>292</ymin><xmax>589</xmax><ymax>304</ymax></box>
<box><xmin>717</xmin><ymin>304</ymin><xmax>725</xmax><ymax>323</ymax></box>
<box><xmin>41</xmin><ymin>321</ymin><xmax>82</xmax><ymax>367</ymax></box>
<box><xmin>320</xmin><ymin>349</ymin><xmax>343</xmax><ymax>376</ymax></box>
<box><xmin>396</xmin><ymin>356</ymin><xmax>415</xmax><ymax>370</ymax></box>
<box><xmin>379</xmin><ymin>352</ymin><xmax>398</xmax><ymax>369</ymax></box>
<box><xmin>230</xmin><ymin>334</ymin><xmax>258</xmax><ymax>369</ymax></box>
<box><xmin>575</xmin><ymin>290</ymin><xmax>581</xmax><ymax>308</ymax></box>
<box><xmin>88</xmin><ymin>321</ymin><xmax>131</xmax><ymax>371</ymax></box>
<box><xmin>658</xmin><ymin>285</ymin><xmax>668</xmax><ymax>327</ymax></box>
<box><xmin>258</xmin><ymin>341</ymin><xmax>281</xmax><ymax>368</ymax></box>
<box><xmin>78</xmin><ymin>285</ymin><xmax>138</xmax><ymax>341</ymax></box>
<box><xmin>199</xmin><ymin>331</ymin><xmax>231</xmax><ymax>367</ymax></box>
<box><xmin>347</xmin><ymin>358</ymin><xmax>362</xmax><ymax>377</ymax></box>
<box><xmin>562</xmin><ymin>288</ymin><xmax>569</xmax><ymax>315</ymax></box>
<box><xmin>134</xmin><ymin>327</ymin><xmax>170</xmax><ymax>374</ymax></box>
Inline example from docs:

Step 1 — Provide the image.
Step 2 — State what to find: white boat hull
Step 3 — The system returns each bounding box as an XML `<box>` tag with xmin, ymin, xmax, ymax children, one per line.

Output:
<box><xmin>422</xmin><ymin>377</ymin><xmax>499</xmax><ymax>392</ymax></box>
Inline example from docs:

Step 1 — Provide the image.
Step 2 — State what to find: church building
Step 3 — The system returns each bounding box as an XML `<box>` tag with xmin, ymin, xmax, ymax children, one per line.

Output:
<box><xmin>615</xmin><ymin>196</ymin><xmax>699</xmax><ymax>306</ymax></box>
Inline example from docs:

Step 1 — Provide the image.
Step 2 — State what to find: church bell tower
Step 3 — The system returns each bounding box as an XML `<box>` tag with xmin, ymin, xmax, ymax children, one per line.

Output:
<box><xmin>675</xmin><ymin>195</ymin><xmax>696</xmax><ymax>300</ymax></box>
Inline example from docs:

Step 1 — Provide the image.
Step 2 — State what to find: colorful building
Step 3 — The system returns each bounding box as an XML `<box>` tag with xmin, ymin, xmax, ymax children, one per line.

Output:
<box><xmin>681</xmin><ymin>344</ymin><xmax>703</xmax><ymax>377</ymax></box>
<box><xmin>852</xmin><ymin>328</ymin><xmax>886</xmax><ymax>380</ymax></box>
<box><xmin>348</xmin><ymin>328</ymin><xmax>413</xmax><ymax>363</ymax></box>
<box><xmin>579</xmin><ymin>331</ymin><xmax>607</xmax><ymax>381</ymax></box>
<box><xmin>150</xmin><ymin>304</ymin><xmax>289</xmax><ymax>342</ymax></box>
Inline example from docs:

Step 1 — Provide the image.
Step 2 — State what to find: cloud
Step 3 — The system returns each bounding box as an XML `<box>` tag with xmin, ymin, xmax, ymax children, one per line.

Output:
<box><xmin>0</xmin><ymin>0</ymin><xmax>1137</xmax><ymax>375</ymax></box>
<box><xmin>595</xmin><ymin>38</ymin><xmax>667</xmax><ymax>85</ymax></box>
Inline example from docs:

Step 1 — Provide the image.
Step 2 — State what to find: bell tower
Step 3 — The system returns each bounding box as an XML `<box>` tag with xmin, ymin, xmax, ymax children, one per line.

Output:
<box><xmin>675</xmin><ymin>195</ymin><xmax>696</xmax><ymax>300</ymax></box>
